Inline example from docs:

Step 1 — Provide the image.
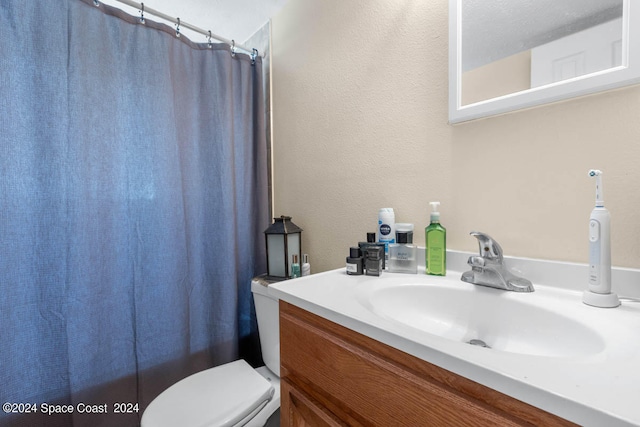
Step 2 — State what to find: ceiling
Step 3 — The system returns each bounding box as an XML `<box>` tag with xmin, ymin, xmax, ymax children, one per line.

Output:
<box><xmin>462</xmin><ymin>0</ymin><xmax>623</xmax><ymax>71</ymax></box>
<box><xmin>99</xmin><ymin>0</ymin><xmax>287</xmax><ymax>44</ymax></box>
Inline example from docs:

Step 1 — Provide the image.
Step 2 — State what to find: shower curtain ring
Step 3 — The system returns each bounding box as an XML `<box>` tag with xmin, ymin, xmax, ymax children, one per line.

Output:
<box><xmin>231</xmin><ymin>40</ymin><xmax>236</xmax><ymax>57</ymax></box>
<box><xmin>175</xmin><ymin>18</ymin><xmax>181</xmax><ymax>37</ymax></box>
<box><xmin>251</xmin><ymin>48</ymin><xmax>258</xmax><ymax>65</ymax></box>
<box><xmin>208</xmin><ymin>30</ymin><xmax>213</xmax><ymax>48</ymax></box>
<box><xmin>139</xmin><ymin>3</ymin><xmax>145</xmax><ymax>24</ymax></box>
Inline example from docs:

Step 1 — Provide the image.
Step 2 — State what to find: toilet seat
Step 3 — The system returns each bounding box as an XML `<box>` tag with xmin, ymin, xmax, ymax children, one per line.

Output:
<box><xmin>141</xmin><ymin>359</ymin><xmax>275</xmax><ymax>427</ymax></box>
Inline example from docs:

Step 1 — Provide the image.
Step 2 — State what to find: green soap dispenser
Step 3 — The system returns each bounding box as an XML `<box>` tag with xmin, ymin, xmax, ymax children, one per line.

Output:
<box><xmin>425</xmin><ymin>201</ymin><xmax>446</xmax><ymax>276</ymax></box>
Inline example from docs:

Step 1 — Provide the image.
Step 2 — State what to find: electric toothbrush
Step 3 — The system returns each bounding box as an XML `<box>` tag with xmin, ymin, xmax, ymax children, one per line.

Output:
<box><xmin>582</xmin><ymin>169</ymin><xmax>620</xmax><ymax>308</ymax></box>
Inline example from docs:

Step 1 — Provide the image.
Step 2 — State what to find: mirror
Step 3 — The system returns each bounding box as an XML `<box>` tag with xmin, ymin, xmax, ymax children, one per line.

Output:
<box><xmin>449</xmin><ymin>0</ymin><xmax>640</xmax><ymax>124</ymax></box>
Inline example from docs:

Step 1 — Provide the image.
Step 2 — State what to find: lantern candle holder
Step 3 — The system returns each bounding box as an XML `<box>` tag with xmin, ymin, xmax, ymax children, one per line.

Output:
<box><xmin>264</xmin><ymin>216</ymin><xmax>303</xmax><ymax>280</ymax></box>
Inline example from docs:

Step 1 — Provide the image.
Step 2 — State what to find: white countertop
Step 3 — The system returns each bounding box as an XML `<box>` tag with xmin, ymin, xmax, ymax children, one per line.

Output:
<box><xmin>269</xmin><ymin>258</ymin><xmax>640</xmax><ymax>427</ymax></box>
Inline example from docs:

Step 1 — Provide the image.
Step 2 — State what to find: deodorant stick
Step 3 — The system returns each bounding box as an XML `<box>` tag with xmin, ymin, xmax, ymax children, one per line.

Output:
<box><xmin>377</xmin><ymin>208</ymin><xmax>395</xmax><ymax>268</ymax></box>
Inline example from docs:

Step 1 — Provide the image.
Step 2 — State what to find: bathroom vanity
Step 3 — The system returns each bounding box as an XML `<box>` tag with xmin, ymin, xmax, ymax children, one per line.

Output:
<box><xmin>269</xmin><ymin>251</ymin><xmax>640</xmax><ymax>426</ymax></box>
<box><xmin>279</xmin><ymin>301</ymin><xmax>573</xmax><ymax>426</ymax></box>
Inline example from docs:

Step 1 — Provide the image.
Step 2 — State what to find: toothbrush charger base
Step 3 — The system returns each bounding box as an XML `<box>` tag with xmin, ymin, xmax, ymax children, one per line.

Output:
<box><xmin>582</xmin><ymin>290</ymin><xmax>620</xmax><ymax>308</ymax></box>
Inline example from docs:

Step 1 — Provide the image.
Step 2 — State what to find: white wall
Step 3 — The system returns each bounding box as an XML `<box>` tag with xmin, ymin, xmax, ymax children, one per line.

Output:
<box><xmin>271</xmin><ymin>0</ymin><xmax>640</xmax><ymax>273</ymax></box>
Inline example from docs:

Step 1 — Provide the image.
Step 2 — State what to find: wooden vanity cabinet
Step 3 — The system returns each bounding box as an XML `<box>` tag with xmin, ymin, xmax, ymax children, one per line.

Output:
<box><xmin>279</xmin><ymin>301</ymin><xmax>577</xmax><ymax>427</ymax></box>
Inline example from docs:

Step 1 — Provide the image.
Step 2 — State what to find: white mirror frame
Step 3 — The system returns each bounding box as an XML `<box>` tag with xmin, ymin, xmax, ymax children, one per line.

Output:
<box><xmin>449</xmin><ymin>0</ymin><xmax>640</xmax><ymax>124</ymax></box>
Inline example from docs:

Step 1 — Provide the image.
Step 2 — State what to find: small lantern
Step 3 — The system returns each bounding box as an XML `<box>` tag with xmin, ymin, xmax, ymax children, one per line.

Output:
<box><xmin>264</xmin><ymin>216</ymin><xmax>303</xmax><ymax>279</ymax></box>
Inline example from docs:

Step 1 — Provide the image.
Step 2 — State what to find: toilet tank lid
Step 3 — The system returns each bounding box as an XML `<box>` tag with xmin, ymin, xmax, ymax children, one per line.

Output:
<box><xmin>141</xmin><ymin>359</ymin><xmax>274</xmax><ymax>427</ymax></box>
<box><xmin>251</xmin><ymin>277</ymin><xmax>280</xmax><ymax>297</ymax></box>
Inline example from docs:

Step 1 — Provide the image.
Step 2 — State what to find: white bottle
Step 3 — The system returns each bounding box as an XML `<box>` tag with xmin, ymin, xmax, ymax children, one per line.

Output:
<box><xmin>582</xmin><ymin>170</ymin><xmax>620</xmax><ymax>308</ymax></box>
<box><xmin>301</xmin><ymin>254</ymin><xmax>311</xmax><ymax>276</ymax></box>
<box><xmin>377</xmin><ymin>208</ymin><xmax>395</xmax><ymax>268</ymax></box>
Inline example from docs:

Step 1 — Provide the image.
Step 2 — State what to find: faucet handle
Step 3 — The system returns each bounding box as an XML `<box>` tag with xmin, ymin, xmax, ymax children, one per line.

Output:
<box><xmin>467</xmin><ymin>256</ymin><xmax>485</xmax><ymax>267</ymax></box>
<box><xmin>469</xmin><ymin>231</ymin><xmax>503</xmax><ymax>262</ymax></box>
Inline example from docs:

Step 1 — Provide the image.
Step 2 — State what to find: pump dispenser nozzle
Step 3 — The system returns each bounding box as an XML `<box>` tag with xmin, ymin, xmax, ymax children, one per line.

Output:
<box><xmin>429</xmin><ymin>201</ymin><xmax>440</xmax><ymax>222</ymax></box>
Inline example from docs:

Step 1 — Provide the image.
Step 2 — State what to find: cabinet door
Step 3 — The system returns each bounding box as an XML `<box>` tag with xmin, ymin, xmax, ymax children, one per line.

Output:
<box><xmin>281</xmin><ymin>379</ymin><xmax>346</xmax><ymax>427</ymax></box>
<box><xmin>280</xmin><ymin>301</ymin><xmax>577</xmax><ymax>427</ymax></box>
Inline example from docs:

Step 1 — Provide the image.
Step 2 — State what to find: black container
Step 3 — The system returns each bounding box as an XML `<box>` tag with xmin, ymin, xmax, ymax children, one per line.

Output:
<box><xmin>359</xmin><ymin>232</ymin><xmax>386</xmax><ymax>270</ymax></box>
<box><xmin>346</xmin><ymin>247</ymin><xmax>364</xmax><ymax>275</ymax></box>
<box><xmin>364</xmin><ymin>246</ymin><xmax>383</xmax><ymax>276</ymax></box>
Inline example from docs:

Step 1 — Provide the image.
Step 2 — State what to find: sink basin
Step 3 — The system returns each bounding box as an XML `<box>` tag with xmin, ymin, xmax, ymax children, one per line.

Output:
<box><xmin>360</xmin><ymin>283</ymin><xmax>605</xmax><ymax>358</ymax></box>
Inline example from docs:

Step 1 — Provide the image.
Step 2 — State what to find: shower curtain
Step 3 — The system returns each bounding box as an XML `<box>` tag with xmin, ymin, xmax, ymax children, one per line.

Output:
<box><xmin>0</xmin><ymin>0</ymin><xmax>269</xmax><ymax>426</ymax></box>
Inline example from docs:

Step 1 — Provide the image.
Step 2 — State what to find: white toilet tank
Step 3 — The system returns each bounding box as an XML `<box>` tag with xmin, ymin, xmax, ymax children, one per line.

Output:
<box><xmin>251</xmin><ymin>280</ymin><xmax>280</xmax><ymax>377</ymax></box>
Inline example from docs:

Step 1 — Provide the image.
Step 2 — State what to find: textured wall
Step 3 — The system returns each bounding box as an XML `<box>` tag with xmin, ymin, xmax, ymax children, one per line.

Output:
<box><xmin>271</xmin><ymin>0</ymin><xmax>640</xmax><ymax>273</ymax></box>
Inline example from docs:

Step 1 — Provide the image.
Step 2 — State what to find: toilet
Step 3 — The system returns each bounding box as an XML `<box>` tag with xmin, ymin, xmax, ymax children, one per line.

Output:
<box><xmin>141</xmin><ymin>280</ymin><xmax>280</xmax><ymax>427</ymax></box>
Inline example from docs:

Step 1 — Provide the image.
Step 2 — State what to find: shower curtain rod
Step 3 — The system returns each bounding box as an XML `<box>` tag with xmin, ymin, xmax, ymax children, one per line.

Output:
<box><xmin>104</xmin><ymin>0</ymin><xmax>257</xmax><ymax>56</ymax></box>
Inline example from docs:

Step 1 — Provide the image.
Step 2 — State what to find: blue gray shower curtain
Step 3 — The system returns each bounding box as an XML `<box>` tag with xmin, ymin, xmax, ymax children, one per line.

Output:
<box><xmin>0</xmin><ymin>0</ymin><xmax>269</xmax><ymax>426</ymax></box>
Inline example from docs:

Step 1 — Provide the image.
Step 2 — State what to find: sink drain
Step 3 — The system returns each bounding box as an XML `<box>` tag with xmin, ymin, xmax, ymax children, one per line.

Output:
<box><xmin>467</xmin><ymin>339</ymin><xmax>490</xmax><ymax>348</ymax></box>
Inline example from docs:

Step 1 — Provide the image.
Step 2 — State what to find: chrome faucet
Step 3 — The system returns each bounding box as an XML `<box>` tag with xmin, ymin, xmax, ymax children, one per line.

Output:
<box><xmin>461</xmin><ymin>232</ymin><xmax>534</xmax><ymax>292</ymax></box>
